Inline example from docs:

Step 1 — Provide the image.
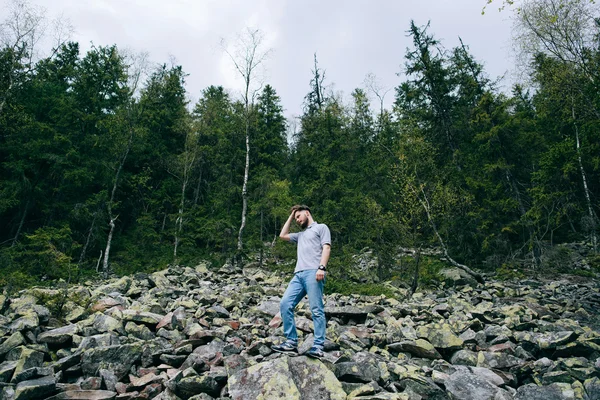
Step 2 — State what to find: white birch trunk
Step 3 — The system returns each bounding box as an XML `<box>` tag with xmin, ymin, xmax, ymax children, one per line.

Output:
<box><xmin>102</xmin><ymin>129</ymin><xmax>133</xmax><ymax>278</ymax></box>
<box><xmin>572</xmin><ymin>104</ymin><xmax>598</xmax><ymax>251</ymax></box>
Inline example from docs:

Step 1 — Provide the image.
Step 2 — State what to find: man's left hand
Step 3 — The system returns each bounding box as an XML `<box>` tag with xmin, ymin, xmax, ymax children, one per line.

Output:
<box><xmin>316</xmin><ymin>269</ymin><xmax>325</xmax><ymax>281</ymax></box>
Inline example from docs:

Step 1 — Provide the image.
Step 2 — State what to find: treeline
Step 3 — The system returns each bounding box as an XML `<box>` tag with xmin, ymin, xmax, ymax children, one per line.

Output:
<box><xmin>1</xmin><ymin>0</ymin><xmax>599</xmax><ymax>286</ymax></box>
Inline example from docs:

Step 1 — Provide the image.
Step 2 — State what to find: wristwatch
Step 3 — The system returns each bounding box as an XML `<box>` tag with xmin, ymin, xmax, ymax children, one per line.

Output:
<box><xmin>318</xmin><ymin>265</ymin><xmax>327</xmax><ymax>271</ymax></box>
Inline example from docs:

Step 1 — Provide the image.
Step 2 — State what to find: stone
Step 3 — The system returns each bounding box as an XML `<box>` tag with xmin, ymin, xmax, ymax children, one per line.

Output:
<box><xmin>229</xmin><ymin>356</ymin><xmax>345</xmax><ymax>400</ymax></box>
<box><xmin>416</xmin><ymin>324</ymin><xmax>464</xmax><ymax>352</ymax></box>
<box><xmin>174</xmin><ymin>375</ymin><xmax>220</xmax><ymax>398</ymax></box>
<box><xmin>0</xmin><ymin>361</ymin><xmax>17</xmax><ymax>384</ymax></box>
<box><xmin>513</xmin><ymin>383</ymin><xmax>569</xmax><ymax>400</ymax></box>
<box><xmin>388</xmin><ymin>339</ymin><xmax>442</xmax><ymax>360</ymax></box>
<box><xmin>445</xmin><ymin>371</ymin><xmax>511</xmax><ymax>400</ymax></box>
<box><xmin>439</xmin><ymin>267</ymin><xmax>478</xmax><ymax>287</ymax></box>
<box><xmin>0</xmin><ymin>332</ymin><xmax>25</xmax><ymax>356</ymax></box>
<box><xmin>477</xmin><ymin>351</ymin><xmax>525</xmax><ymax>369</ymax></box>
<box><xmin>37</xmin><ymin>324</ymin><xmax>79</xmax><ymax>344</ymax></box>
<box><xmin>13</xmin><ymin>375</ymin><xmax>56</xmax><ymax>400</ymax></box>
<box><xmin>81</xmin><ymin>343</ymin><xmax>143</xmax><ymax>380</ymax></box>
<box><xmin>450</xmin><ymin>349</ymin><xmax>478</xmax><ymax>366</ymax></box>
<box><xmin>10</xmin><ymin>348</ymin><xmax>45</xmax><ymax>383</ymax></box>
<box><xmin>45</xmin><ymin>390</ymin><xmax>117</xmax><ymax>399</ymax></box>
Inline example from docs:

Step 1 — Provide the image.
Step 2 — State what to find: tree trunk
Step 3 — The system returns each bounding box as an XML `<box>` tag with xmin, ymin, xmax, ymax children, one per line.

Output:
<box><xmin>174</xmin><ymin>152</ymin><xmax>195</xmax><ymax>264</ymax></box>
<box><xmin>102</xmin><ymin>128</ymin><xmax>133</xmax><ymax>278</ymax></box>
<box><xmin>11</xmin><ymin>199</ymin><xmax>29</xmax><ymax>247</ymax></box>
<box><xmin>572</xmin><ymin>103</ymin><xmax>598</xmax><ymax>252</ymax></box>
<box><xmin>416</xmin><ymin>184</ymin><xmax>484</xmax><ymax>283</ymax></box>
<box><xmin>237</xmin><ymin>90</ymin><xmax>251</xmax><ymax>257</ymax></box>
<box><xmin>78</xmin><ymin>211</ymin><xmax>97</xmax><ymax>267</ymax></box>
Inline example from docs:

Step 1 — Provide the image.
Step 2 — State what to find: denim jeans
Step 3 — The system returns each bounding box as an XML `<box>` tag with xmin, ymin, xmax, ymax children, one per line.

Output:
<box><xmin>280</xmin><ymin>269</ymin><xmax>326</xmax><ymax>348</ymax></box>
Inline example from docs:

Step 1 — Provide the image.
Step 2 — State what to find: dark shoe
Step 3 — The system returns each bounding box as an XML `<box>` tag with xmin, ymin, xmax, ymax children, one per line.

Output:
<box><xmin>271</xmin><ymin>341</ymin><xmax>298</xmax><ymax>354</ymax></box>
<box><xmin>306</xmin><ymin>346</ymin><xmax>324</xmax><ymax>359</ymax></box>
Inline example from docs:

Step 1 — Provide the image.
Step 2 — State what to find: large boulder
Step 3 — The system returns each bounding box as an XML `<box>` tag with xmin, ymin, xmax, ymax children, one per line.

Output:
<box><xmin>228</xmin><ymin>356</ymin><xmax>345</xmax><ymax>400</ymax></box>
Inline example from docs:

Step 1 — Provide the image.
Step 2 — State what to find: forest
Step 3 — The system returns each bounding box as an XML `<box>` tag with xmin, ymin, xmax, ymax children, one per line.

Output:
<box><xmin>0</xmin><ymin>0</ymin><xmax>599</xmax><ymax>288</ymax></box>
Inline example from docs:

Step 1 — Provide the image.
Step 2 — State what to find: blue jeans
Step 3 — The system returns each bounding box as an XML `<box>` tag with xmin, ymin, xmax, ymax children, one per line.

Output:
<box><xmin>280</xmin><ymin>269</ymin><xmax>326</xmax><ymax>348</ymax></box>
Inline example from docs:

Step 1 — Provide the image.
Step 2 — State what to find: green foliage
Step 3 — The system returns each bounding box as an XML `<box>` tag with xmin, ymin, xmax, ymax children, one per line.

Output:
<box><xmin>10</xmin><ymin>226</ymin><xmax>78</xmax><ymax>282</ymax></box>
<box><xmin>324</xmin><ymin>279</ymin><xmax>397</xmax><ymax>298</ymax></box>
<box><xmin>496</xmin><ymin>262</ymin><xmax>527</xmax><ymax>281</ymax></box>
<box><xmin>1</xmin><ymin>7</ymin><xmax>600</xmax><ymax>288</ymax></box>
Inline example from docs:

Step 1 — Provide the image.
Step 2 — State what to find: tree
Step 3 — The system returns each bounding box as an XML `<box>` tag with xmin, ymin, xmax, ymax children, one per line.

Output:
<box><xmin>221</xmin><ymin>28</ymin><xmax>271</xmax><ymax>260</ymax></box>
<box><xmin>514</xmin><ymin>0</ymin><xmax>600</xmax><ymax>251</ymax></box>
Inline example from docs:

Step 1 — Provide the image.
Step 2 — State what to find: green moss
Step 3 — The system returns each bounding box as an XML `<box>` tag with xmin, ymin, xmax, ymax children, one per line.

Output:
<box><xmin>324</xmin><ymin>279</ymin><xmax>396</xmax><ymax>297</ymax></box>
<box><xmin>496</xmin><ymin>262</ymin><xmax>526</xmax><ymax>280</ymax></box>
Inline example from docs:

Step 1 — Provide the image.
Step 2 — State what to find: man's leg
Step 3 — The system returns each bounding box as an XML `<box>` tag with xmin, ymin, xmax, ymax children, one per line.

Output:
<box><xmin>279</xmin><ymin>273</ymin><xmax>306</xmax><ymax>345</ymax></box>
<box><xmin>303</xmin><ymin>270</ymin><xmax>326</xmax><ymax>349</ymax></box>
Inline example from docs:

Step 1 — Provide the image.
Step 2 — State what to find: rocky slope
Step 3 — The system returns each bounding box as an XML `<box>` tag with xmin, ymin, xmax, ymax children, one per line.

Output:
<box><xmin>0</xmin><ymin>261</ymin><xmax>599</xmax><ymax>400</ymax></box>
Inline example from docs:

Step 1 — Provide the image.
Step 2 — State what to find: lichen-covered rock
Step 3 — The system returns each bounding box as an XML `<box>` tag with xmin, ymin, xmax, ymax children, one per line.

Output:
<box><xmin>81</xmin><ymin>343</ymin><xmax>143</xmax><ymax>380</ymax></box>
<box><xmin>0</xmin><ymin>332</ymin><xmax>25</xmax><ymax>356</ymax></box>
<box><xmin>38</xmin><ymin>324</ymin><xmax>79</xmax><ymax>344</ymax></box>
<box><xmin>513</xmin><ymin>383</ymin><xmax>571</xmax><ymax>400</ymax></box>
<box><xmin>444</xmin><ymin>370</ymin><xmax>512</xmax><ymax>400</ymax></box>
<box><xmin>13</xmin><ymin>375</ymin><xmax>56</xmax><ymax>400</ymax></box>
<box><xmin>228</xmin><ymin>357</ymin><xmax>301</xmax><ymax>400</ymax></box>
<box><xmin>388</xmin><ymin>339</ymin><xmax>442</xmax><ymax>360</ymax></box>
<box><xmin>288</xmin><ymin>356</ymin><xmax>347</xmax><ymax>399</ymax></box>
<box><xmin>416</xmin><ymin>324</ymin><xmax>464</xmax><ymax>352</ymax></box>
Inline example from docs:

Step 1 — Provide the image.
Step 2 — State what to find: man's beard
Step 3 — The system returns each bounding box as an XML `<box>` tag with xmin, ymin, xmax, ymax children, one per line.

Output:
<box><xmin>300</xmin><ymin>219</ymin><xmax>309</xmax><ymax>229</ymax></box>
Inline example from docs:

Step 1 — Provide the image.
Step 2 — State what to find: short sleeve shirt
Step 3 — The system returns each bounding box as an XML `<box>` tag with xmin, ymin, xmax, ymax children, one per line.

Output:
<box><xmin>289</xmin><ymin>222</ymin><xmax>331</xmax><ymax>273</ymax></box>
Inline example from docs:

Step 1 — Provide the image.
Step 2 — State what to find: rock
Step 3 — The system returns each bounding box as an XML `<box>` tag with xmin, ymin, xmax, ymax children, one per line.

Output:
<box><xmin>81</xmin><ymin>343</ymin><xmax>143</xmax><ymax>380</ymax></box>
<box><xmin>416</xmin><ymin>324</ymin><xmax>464</xmax><ymax>352</ymax></box>
<box><xmin>45</xmin><ymin>390</ymin><xmax>117</xmax><ymax>399</ymax></box>
<box><xmin>10</xmin><ymin>348</ymin><xmax>44</xmax><ymax>383</ymax></box>
<box><xmin>388</xmin><ymin>339</ymin><xmax>442</xmax><ymax>360</ymax></box>
<box><xmin>0</xmin><ymin>361</ymin><xmax>17</xmax><ymax>383</ymax></box>
<box><xmin>439</xmin><ymin>267</ymin><xmax>478</xmax><ymax>287</ymax></box>
<box><xmin>477</xmin><ymin>351</ymin><xmax>525</xmax><ymax>369</ymax></box>
<box><xmin>38</xmin><ymin>324</ymin><xmax>79</xmax><ymax>344</ymax></box>
<box><xmin>288</xmin><ymin>356</ymin><xmax>347</xmax><ymax>400</ymax></box>
<box><xmin>450</xmin><ymin>349</ymin><xmax>478</xmax><ymax>366</ymax></box>
<box><xmin>229</xmin><ymin>356</ymin><xmax>345</xmax><ymax>400</ymax></box>
<box><xmin>0</xmin><ymin>332</ymin><xmax>25</xmax><ymax>356</ymax></box>
<box><xmin>584</xmin><ymin>377</ymin><xmax>600</xmax><ymax>399</ymax></box>
<box><xmin>513</xmin><ymin>383</ymin><xmax>570</xmax><ymax>400</ymax></box>
<box><xmin>95</xmin><ymin>276</ymin><xmax>132</xmax><ymax>295</ymax></box>
<box><xmin>445</xmin><ymin>370</ymin><xmax>512</xmax><ymax>400</ymax></box>
<box><xmin>13</xmin><ymin>375</ymin><xmax>56</xmax><ymax>400</ymax></box>
<box><xmin>325</xmin><ymin>305</ymin><xmax>384</xmax><ymax>320</ymax></box>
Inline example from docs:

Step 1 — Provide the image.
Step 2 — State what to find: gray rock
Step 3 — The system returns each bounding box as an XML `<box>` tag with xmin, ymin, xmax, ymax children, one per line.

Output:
<box><xmin>45</xmin><ymin>390</ymin><xmax>117</xmax><ymax>399</ymax></box>
<box><xmin>0</xmin><ymin>361</ymin><xmax>17</xmax><ymax>383</ymax></box>
<box><xmin>450</xmin><ymin>350</ymin><xmax>478</xmax><ymax>366</ymax></box>
<box><xmin>513</xmin><ymin>383</ymin><xmax>568</xmax><ymax>400</ymax></box>
<box><xmin>228</xmin><ymin>356</ymin><xmax>345</xmax><ymax>400</ymax></box>
<box><xmin>37</xmin><ymin>324</ymin><xmax>79</xmax><ymax>344</ymax></box>
<box><xmin>0</xmin><ymin>332</ymin><xmax>25</xmax><ymax>356</ymax></box>
<box><xmin>439</xmin><ymin>268</ymin><xmax>478</xmax><ymax>287</ymax></box>
<box><xmin>388</xmin><ymin>340</ymin><xmax>442</xmax><ymax>360</ymax></box>
<box><xmin>174</xmin><ymin>375</ymin><xmax>220</xmax><ymax>398</ymax></box>
<box><xmin>445</xmin><ymin>371</ymin><xmax>511</xmax><ymax>400</ymax></box>
<box><xmin>13</xmin><ymin>375</ymin><xmax>56</xmax><ymax>400</ymax></box>
<box><xmin>81</xmin><ymin>343</ymin><xmax>143</xmax><ymax>380</ymax></box>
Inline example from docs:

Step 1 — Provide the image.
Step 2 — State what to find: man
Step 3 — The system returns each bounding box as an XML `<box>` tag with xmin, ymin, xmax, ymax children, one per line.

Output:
<box><xmin>271</xmin><ymin>205</ymin><xmax>331</xmax><ymax>359</ymax></box>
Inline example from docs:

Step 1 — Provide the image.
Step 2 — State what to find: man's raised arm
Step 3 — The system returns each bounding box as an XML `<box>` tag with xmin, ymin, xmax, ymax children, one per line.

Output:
<box><xmin>279</xmin><ymin>209</ymin><xmax>296</xmax><ymax>241</ymax></box>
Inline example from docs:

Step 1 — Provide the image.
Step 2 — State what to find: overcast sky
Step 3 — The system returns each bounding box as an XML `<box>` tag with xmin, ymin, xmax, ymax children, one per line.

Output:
<box><xmin>2</xmin><ymin>0</ymin><xmax>516</xmax><ymax>119</ymax></box>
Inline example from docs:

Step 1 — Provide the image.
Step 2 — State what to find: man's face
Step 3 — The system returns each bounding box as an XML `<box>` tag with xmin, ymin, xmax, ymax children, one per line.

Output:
<box><xmin>294</xmin><ymin>210</ymin><xmax>309</xmax><ymax>229</ymax></box>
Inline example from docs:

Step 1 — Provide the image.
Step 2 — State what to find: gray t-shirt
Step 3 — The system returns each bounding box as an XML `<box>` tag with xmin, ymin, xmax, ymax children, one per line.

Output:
<box><xmin>289</xmin><ymin>222</ymin><xmax>331</xmax><ymax>272</ymax></box>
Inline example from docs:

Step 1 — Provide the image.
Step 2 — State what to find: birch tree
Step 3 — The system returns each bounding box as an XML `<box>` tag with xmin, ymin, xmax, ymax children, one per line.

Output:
<box><xmin>514</xmin><ymin>0</ymin><xmax>600</xmax><ymax>251</ymax></box>
<box><xmin>221</xmin><ymin>28</ymin><xmax>271</xmax><ymax>260</ymax></box>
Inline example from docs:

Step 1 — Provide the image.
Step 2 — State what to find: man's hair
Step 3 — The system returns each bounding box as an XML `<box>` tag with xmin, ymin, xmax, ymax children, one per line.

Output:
<box><xmin>293</xmin><ymin>204</ymin><xmax>311</xmax><ymax>213</ymax></box>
